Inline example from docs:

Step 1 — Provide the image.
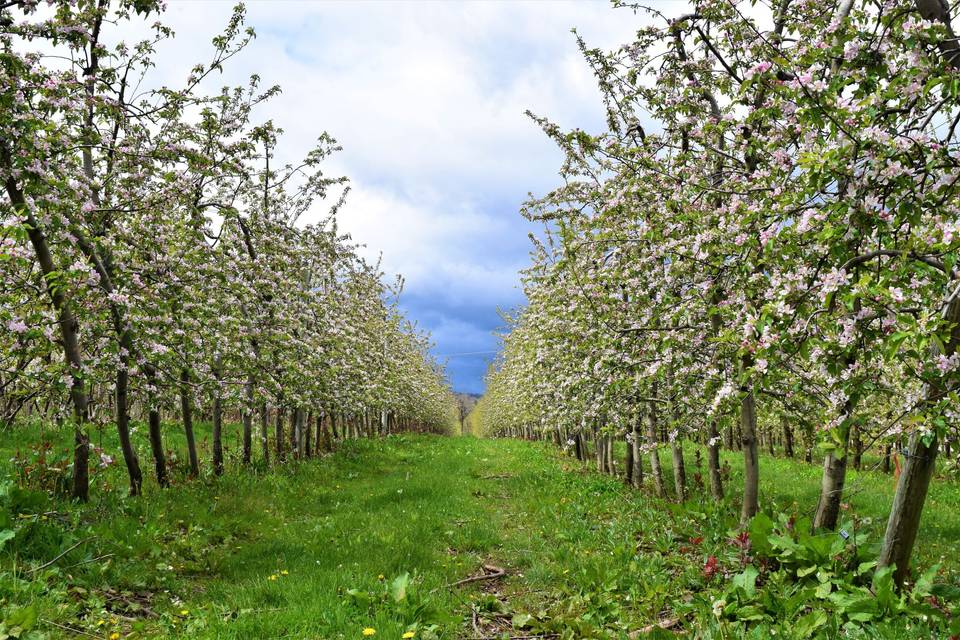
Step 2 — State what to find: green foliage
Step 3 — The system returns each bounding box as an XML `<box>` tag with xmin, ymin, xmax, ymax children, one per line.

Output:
<box><xmin>345</xmin><ymin>571</ymin><xmax>457</xmax><ymax>634</ymax></box>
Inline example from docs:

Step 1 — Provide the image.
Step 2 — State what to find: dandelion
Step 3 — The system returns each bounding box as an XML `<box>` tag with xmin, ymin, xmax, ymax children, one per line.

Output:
<box><xmin>712</xmin><ymin>598</ymin><xmax>726</xmax><ymax>618</ymax></box>
<box><xmin>280</xmin><ymin>569</ymin><xmax>289</xmax><ymax>575</ymax></box>
<box><xmin>403</xmin><ymin>632</ymin><xmax>415</xmax><ymax>639</ymax></box>
<box><xmin>268</xmin><ymin>574</ymin><xmax>278</xmax><ymax>581</ymax></box>
<box><xmin>180</xmin><ymin>609</ymin><xmax>189</xmax><ymax>616</ymax></box>
<box><xmin>362</xmin><ymin>628</ymin><xmax>376</xmax><ymax>636</ymax></box>
<box><xmin>110</xmin><ymin>634</ymin><xmax>121</xmax><ymax>640</ymax></box>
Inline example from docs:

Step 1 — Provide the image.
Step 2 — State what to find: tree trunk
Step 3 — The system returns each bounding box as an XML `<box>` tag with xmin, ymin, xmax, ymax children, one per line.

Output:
<box><xmin>145</xmin><ymin>367</ymin><xmax>167</xmax><ymax>488</ymax></box>
<box><xmin>851</xmin><ymin>422</ymin><xmax>863</xmax><ymax>470</ymax></box>
<box><xmin>879</xmin><ymin>282</ymin><xmax>960</xmax><ymax>586</ymax></box>
<box><xmin>180</xmin><ymin>369</ymin><xmax>200</xmax><ymax>477</ymax></box>
<box><xmin>813</xmin><ymin>441</ymin><xmax>849</xmax><ymax>531</ymax></box>
<box><xmin>631</xmin><ymin>418</ymin><xmax>643</xmax><ymax>488</ymax></box>
<box><xmin>147</xmin><ymin>404</ymin><xmax>167</xmax><ymax>488</ymax></box>
<box><xmin>322</xmin><ymin>412</ymin><xmax>333</xmax><ymax>451</ymax></box>
<box><xmin>305</xmin><ymin>411</ymin><xmax>313</xmax><ymax>457</ymax></box>
<box><xmin>782</xmin><ymin>416</ymin><xmax>794</xmax><ymax>458</ymax></box>
<box><xmin>241</xmin><ymin>377</ymin><xmax>253</xmax><ymax>464</ymax></box>
<box><xmin>646</xmin><ymin>406</ymin><xmax>667</xmax><ymax>499</ymax></box>
<box><xmin>260</xmin><ymin>403</ymin><xmax>270</xmax><ymax>465</ymax></box>
<box><xmin>606</xmin><ymin>435</ymin><xmax>614</xmax><ymax>475</ymax></box>
<box><xmin>814</xmin><ymin>391</ymin><xmax>857</xmax><ymax>531</ymax></box>
<box><xmin>625</xmin><ymin>432</ymin><xmax>635</xmax><ymax>485</ymax></box>
<box><xmin>2</xmin><ymin>159</ymin><xmax>90</xmax><ymax>501</ymax></box>
<box><xmin>671</xmin><ymin>436</ymin><xmax>687</xmax><ymax>502</ymax></box>
<box><xmin>740</xmin><ymin>375</ymin><xmax>759</xmax><ymax>525</ymax></box>
<box><xmin>276</xmin><ymin>407</ymin><xmax>286</xmax><ymax>461</ymax></box>
<box><xmin>116</xmin><ymin>366</ymin><xmax>143</xmax><ymax>496</ymax></box>
<box><xmin>707</xmin><ymin>418</ymin><xmax>724</xmax><ymax>500</ymax></box>
<box><xmin>290</xmin><ymin>408</ymin><xmax>301</xmax><ymax>457</ymax></box>
<box><xmin>212</xmin><ymin>385</ymin><xmax>224</xmax><ymax>476</ymax></box>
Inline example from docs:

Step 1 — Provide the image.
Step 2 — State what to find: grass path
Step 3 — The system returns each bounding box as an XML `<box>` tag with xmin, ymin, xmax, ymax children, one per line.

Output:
<box><xmin>2</xmin><ymin>433</ymin><xmax>958</xmax><ymax>638</ymax></box>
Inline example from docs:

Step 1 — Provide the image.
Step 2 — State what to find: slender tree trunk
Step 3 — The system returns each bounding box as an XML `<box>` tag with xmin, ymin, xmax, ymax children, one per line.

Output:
<box><xmin>606</xmin><ymin>435</ymin><xmax>614</xmax><ymax>475</ymax></box>
<box><xmin>241</xmin><ymin>378</ymin><xmax>253</xmax><ymax>464</ymax></box>
<box><xmin>883</xmin><ymin>443</ymin><xmax>892</xmax><ymax>473</ymax></box>
<box><xmin>276</xmin><ymin>407</ymin><xmax>286</xmax><ymax>461</ymax></box>
<box><xmin>322</xmin><ymin>412</ymin><xmax>333</xmax><ymax>451</ymax></box>
<box><xmin>625</xmin><ymin>432</ymin><xmax>634</xmax><ymax>485</ymax></box>
<box><xmin>851</xmin><ymin>423</ymin><xmax>863</xmax><ymax>470</ymax></box>
<box><xmin>707</xmin><ymin>418</ymin><xmax>724</xmax><ymax>500</ymax></box>
<box><xmin>631</xmin><ymin>417</ymin><xmax>644</xmax><ymax>488</ymax></box>
<box><xmin>879</xmin><ymin>283</ymin><xmax>960</xmax><ymax>586</ymax></box>
<box><xmin>144</xmin><ymin>367</ymin><xmax>167</xmax><ymax>487</ymax></box>
<box><xmin>147</xmin><ymin>403</ymin><xmax>167</xmax><ymax>487</ymax></box>
<box><xmin>289</xmin><ymin>408</ymin><xmax>298</xmax><ymax>458</ymax></box>
<box><xmin>814</xmin><ymin>393</ymin><xmax>856</xmax><ymax>531</ymax></box>
<box><xmin>212</xmin><ymin>384</ymin><xmax>224</xmax><ymax>476</ymax></box>
<box><xmin>3</xmin><ymin>157</ymin><xmax>91</xmax><ymax>501</ymax></box>
<box><xmin>260</xmin><ymin>402</ymin><xmax>270</xmax><ymax>465</ymax></box>
<box><xmin>740</xmin><ymin>371</ymin><xmax>759</xmax><ymax>525</ymax></box>
<box><xmin>671</xmin><ymin>436</ymin><xmax>687</xmax><ymax>501</ymax></box>
<box><xmin>782</xmin><ymin>416</ymin><xmax>794</xmax><ymax>459</ymax></box>
<box><xmin>116</xmin><ymin>366</ymin><xmax>143</xmax><ymax>496</ymax></box>
<box><xmin>813</xmin><ymin>440</ymin><xmax>848</xmax><ymax>530</ymax></box>
<box><xmin>180</xmin><ymin>369</ymin><xmax>200</xmax><ymax>476</ymax></box>
<box><xmin>646</xmin><ymin>405</ymin><xmax>667</xmax><ymax>499</ymax></box>
<box><xmin>305</xmin><ymin>411</ymin><xmax>313</xmax><ymax>458</ymax></box>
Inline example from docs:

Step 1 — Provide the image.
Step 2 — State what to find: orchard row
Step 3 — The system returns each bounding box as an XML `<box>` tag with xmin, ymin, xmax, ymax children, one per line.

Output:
<box><xmin>1</xmin><ymin>2</ymin><xmax>458</xmax><ymax>499</ymax></box>
<box><xmin>478</xmin><ymin>0</ymin><xmax>960</xmax><ymax>589</ymax></box>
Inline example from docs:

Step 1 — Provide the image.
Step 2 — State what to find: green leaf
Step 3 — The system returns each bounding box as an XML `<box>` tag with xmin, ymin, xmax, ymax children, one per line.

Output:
<box><xmin>793</xmin><ymin>610</ymin><xmax>828</xmax><ymax>636</ymax></box>
<box><xmin>912</xmin><ymin>563</ymin><xmax>939</xmax><ymax>598</ymax></box>
<box><xmin>797</xmin><ymin>565</ymin><xmax>817</xmax><ymax>578</ymax></box>
<box><xmin>2</xmin><ymin>605</ymin><xmax>36</xmax><ymax>632</ymax></box>
<box><xmin>732</xmin><ymin>566</ymin><xmax>758</xmax><ymax>598</ymax></box>
<box><xmin>0</xmin><ymin>530</ymin><xmax>15</xmax><ymax>551</ymax></box>
<box><xmin>390</xmin><ymin>572</ymin><xmax>410</xmax><ymax>603</ymax></box>
<box><xmin>511</xmin><ymin>613</ymin><xmax>532</xmax><ymax>629</ymax></box>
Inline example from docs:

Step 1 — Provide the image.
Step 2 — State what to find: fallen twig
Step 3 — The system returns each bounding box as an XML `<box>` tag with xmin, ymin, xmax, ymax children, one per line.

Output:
<box><xmin>630</xmin><ymin>617</ymin><xmax>681</xmax><ymax>637</ymax></box>
<box><xmin>29</xmin><ymin>538</ymin><xmax>93</xmax><ymax>574</ymax></box>
<box><xmin>61</xmin><ymin>553</ymin><xmax>114</xmax><ymax>571</ymax></box>
<box><xmin>448</xmin><ymin>563</ymin><xmax>506</xmax><ymax>588</ymax></box>
<box><xmin>40</xmin><ymin>619</ymin><xmax>100</xmax><ymax>639</ymax></box>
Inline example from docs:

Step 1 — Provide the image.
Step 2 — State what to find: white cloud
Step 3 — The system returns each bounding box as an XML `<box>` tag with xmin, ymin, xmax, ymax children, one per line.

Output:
<box><xmin>114</xmin><ymin>0</ymin><xmax>668</xmax><ymax>388</ymax></box>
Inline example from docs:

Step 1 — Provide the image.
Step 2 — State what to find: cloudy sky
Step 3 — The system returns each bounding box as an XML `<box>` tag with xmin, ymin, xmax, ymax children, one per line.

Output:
<box><xmin>155</xmin><ymin>0</ymin><xmax>653</xmax><ymax>393</ymax></box>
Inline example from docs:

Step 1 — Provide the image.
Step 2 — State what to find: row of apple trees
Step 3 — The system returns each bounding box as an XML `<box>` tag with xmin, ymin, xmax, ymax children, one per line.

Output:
<box><xmin>1</xmin><ymin>1</ymin><xmax>458</xmax><ymax>500</ymax></box>
<box><xmin>477</xmin><ymin>0</ymin><xmax>960</xmax><ymax>592</ymax></box>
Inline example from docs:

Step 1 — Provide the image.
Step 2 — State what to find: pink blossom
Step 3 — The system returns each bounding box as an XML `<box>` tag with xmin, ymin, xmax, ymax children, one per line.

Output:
<box><xmin>6</xmin><ymin>318</ymin><xmax>27</xmax><ymax>334</ymax></box>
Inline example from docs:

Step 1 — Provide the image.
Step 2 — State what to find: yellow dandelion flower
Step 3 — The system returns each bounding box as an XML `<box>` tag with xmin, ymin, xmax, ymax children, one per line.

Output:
<box><xmin>180</xmin><ymin>609</ymin><xmax>189</xmax><ymax>616</ymax></box>
<box><xmin>377</xmin><ymin>574</ymin><xmax>384</xmax><ymax>580</ymax></box>
<box><xmin>362</xmin><ymin>628</ymin><xmax>376</xmax><ymax>636</ymax></box>
<box><xmin>109</xmin><ymin>634</ymin><xmax>120</xmax><ymax>640</ymax></box>
<box><xmin>403</xmin><ymin>632</ymin><xmax>415</xmax><ymax>639</ymax></box>
<box><xmin>268</xmin><ymin>574</ymin><xmax>278</xmax><ymax>581</ymax></box>
<box><xmin>280</xmin><ymin>569</ymin><xmax>289</xmax><ymax>575</ymax></box>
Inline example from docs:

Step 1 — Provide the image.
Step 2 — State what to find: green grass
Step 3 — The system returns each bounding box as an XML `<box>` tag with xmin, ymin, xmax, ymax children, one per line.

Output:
<box><xmin>0</xmin><ymin>424</ymin><xmax>958</xmax><ymax>638</ymax></box>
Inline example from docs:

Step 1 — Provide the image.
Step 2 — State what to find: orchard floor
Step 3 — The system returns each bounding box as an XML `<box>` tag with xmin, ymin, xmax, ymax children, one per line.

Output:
<box><xmin>1</xmin><ymin>432</ymin><xmax>959</xmax><ymax>638</ymax></box>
